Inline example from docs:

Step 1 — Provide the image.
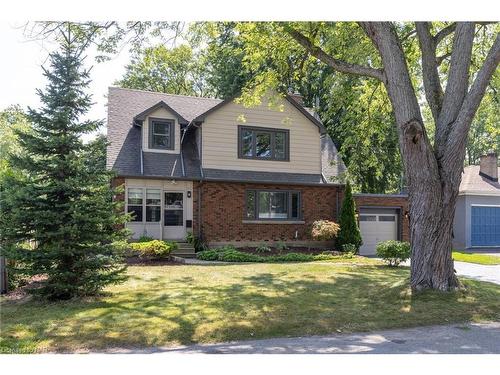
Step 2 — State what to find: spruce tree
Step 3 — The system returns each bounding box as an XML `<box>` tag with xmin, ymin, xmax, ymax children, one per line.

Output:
<box><xmin>337</xmin><ymin>181</ymin><xmax>362</xmax><ymax>251</ymax></box>
<box><xmin>0</xmin><ymin>27</ymin><xmax>128</xmax><ymax>300</ymax></box>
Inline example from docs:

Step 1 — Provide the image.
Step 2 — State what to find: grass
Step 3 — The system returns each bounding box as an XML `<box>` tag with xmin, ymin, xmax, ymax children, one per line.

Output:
<box><xmin>1</xmin><ymin>259</ymin><xmax>499</xmax><ymax>353</ymax></box>
<box><xmin>452</xmin><ymin>251</ymin><xmax>500</xmax><ymax>265</ymax></box>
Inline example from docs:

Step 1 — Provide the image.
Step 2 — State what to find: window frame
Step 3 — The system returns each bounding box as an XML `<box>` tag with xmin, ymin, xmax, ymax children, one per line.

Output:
<box><xmin>126</xmin><ymin>187</ymin><xmax>144</xmax><ymax>222</ymax></box>
<box><xmin>145</xmin><ymin>188</ymin><xmax>161</xmax><ymax>223</ymax></box>
<box><xmin>149</xmin><ymin>117</ymin><xmax>175</xmax><ymax>150</ymax></box>
<box><xmin>238</xmin><ymin>125</ymin><xmax>290</xmax><ymax>161</ymax></box>
<box><xmin>245</xmin><ymin>189</ymin><xmax>301</xmax><ymax>221</ymax></box>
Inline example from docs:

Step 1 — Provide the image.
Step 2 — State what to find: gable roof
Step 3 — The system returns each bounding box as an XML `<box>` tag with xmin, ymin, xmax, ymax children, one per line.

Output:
<box><xmin>192</xmin><ymin>93</ymin><xmax>327</xmax><ymax>135</ymax></box>
<box><xmin>133</xmin><ymin>101</ymin><xmax>189</xmax><ymax>125</ymax></box>
<box><xmin>459</xmin><ymin>165</ymin><xmax>500</xmax><ymax>195</ymax></box>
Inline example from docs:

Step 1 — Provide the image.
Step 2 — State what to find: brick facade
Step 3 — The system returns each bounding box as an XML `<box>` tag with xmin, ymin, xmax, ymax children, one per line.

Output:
<box><xmin>195</xmin><ymin>181</ymin><xmax>342</xmax><ymax>244</ymax></box>
<box><xmin>354</xmin><ymin>194</ymin><xmax>410</xmax><ymax>242</ymax></box>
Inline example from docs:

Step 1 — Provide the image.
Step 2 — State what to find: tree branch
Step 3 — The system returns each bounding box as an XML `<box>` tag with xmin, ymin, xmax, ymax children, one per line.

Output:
<box><xmin>445</xmin><ymin>33</ymin><xmax>500</xmax><ymax>159</ymax></box>
<box><xmin>435</xmin><ymin>22</ymin><xmax>476</xmax><ymax>154</ymax></box>
<box><xmin>284</xmin><ymin>25</ymin><xmax>385</xmax><ymax>82</ymax></box>
<box><xmin>416</xmin><ymin>22</ymin><xmax>444</xmax><ymax>122</ymax></box>
<box><xmin>434</xmin><ymin>23</ymin><xmax>457</xmax><ymax>45</ymax></box>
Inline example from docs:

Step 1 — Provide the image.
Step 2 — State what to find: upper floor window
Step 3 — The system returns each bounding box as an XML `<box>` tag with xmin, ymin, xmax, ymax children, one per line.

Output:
<box><xmin>149</xmin><ymin>118</ymin><xmax>174</xmax><ymax>150</ymax></box>
<box><xmin>238</xmin><ymin>126</ymin><xmax>289</xmax><ymax>161</ymax></box>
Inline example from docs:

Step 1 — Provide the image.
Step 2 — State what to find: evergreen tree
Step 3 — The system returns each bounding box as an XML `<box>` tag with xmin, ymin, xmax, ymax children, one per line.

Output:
<box><xmin>0</xmin><ymin>26</ymin><xmax>129</xmax><ymax>300</ymax></box>
<box><xmin>337</xmin><ymin>181</ymin><xmax>362</xmax><ymax>251</ymax></box>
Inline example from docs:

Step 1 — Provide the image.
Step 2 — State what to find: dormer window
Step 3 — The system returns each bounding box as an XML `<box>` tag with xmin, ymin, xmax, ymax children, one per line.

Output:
<box><xmin>149</xmin><ymin>118</ymin><xmax>174</xmax><ymax>150</ymax></box>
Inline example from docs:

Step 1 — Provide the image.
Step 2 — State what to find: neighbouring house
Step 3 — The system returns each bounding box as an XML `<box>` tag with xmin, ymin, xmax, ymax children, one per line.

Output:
<box><xmin>106</xmin><ymin>86</ymin><xmax>409</xmax><ymax>252</ymax></box>
<box><xmin>453</xmin><ymin>152</ymin><xmax>500</xmax><ymax>250</ymax></box>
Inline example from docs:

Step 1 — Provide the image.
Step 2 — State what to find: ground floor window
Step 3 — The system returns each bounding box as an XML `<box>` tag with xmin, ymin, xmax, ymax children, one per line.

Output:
<box><xmin>245</xmin><ymin>190</ymin><xmax>301</xmax><ymax>220</ymax></box>
<box><xmin>127</xmin><ymin>188</ymin><xmax>162</xmax><ymax>223</ymax></box>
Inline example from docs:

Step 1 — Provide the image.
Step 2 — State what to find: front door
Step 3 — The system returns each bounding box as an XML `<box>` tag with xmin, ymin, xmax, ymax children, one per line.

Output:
<box><xmin>163</xmin><ymin>191</ymin><xmax>186</xmax><ymax>240</ymax></box>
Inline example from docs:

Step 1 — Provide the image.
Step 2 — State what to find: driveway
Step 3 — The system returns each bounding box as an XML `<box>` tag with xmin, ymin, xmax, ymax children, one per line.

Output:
<box><xmin>105</xmin><ymin>322</ymin><xmax>500</xmax><ymax>354</ymax></box>
<box><xmin>454</xmin><ymin>261</ymin><xmax>500</xmax><ymax>285</ymax></box>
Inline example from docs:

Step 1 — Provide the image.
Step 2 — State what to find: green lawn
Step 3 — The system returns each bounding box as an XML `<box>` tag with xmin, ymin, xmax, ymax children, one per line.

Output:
<box><xmin>1</xmin><ymin>258</ymin><xmax>499</xmax><ymax>353</ymax></box>
<box><xmin>453</xmin><ymin>251</ymin><xmax>500</xmax><ymax>265</ymax></box>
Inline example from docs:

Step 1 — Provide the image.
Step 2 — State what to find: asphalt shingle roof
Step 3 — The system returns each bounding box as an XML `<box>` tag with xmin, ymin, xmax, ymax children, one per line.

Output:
<box><xmin>459</xmin><ymin>165</ymin><xmax>500</xmax><ymax>194</ymax></box>
<box><xmin>107</xmin><ymin>87</ymin><xmax>344</xmax><ymax>185</ymax></box>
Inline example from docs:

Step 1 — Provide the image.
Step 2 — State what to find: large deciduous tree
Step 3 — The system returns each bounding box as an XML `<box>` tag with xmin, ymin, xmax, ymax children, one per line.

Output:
<box><xmin>282</xmin><ymin>22</ymin><xmax>499</xmax><ymax>291</ymax></box>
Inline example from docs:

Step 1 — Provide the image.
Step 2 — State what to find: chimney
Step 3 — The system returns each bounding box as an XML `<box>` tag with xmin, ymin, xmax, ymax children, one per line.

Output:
<box><xmin>479</xmin><ymin>152</ymin><xmax>498</xmax><ymax>182</ymax></box>
<box><xmin>289</xmin><ymin>92</ymin><xmax>304</xmax><ymax>106</ymax></box>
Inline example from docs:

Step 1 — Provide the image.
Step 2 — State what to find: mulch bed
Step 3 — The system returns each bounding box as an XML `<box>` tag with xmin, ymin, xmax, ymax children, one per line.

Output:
<box><xmin>2</xmin><ymin>274</ymin><xmax>47</xmax><ymax>302</ymax></box>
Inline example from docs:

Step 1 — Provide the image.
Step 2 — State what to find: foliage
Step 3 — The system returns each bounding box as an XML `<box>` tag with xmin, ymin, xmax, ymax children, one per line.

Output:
<box><xmin>275</xmin><ymin>240</ymin><xmax>289</xmax><ymax>252</ymax></box>
<box><xmin>196</xmin><ymin>248</ymin><xmax>353</xmax><ymax>263</ymax></box>
<box><xmin>0</xmin><ymin>28</ymin><xmax>129</xmax><ymax>300</ymax></box>
<box><xmin>376</xmin><ymin>240</ymin><xmax>411</xmax><ymax>267</ymax></box>
<box><xmin>342</xmin><ymin>243</ymin><xmax>358</xmax><ymax>254</ymax></box>
<box><xmin>130</xmin><ymin>240</ymin><xmax>176</xmax><ymax>258</ymax></box>
<box><xmin>255</xmin><ymin>244</ymin><xmax>272</xmax><ymax>253</ymax></box>
<box><xmin>138</xmin><ymin>235</ymin><xmax>154</xmax><ymax>243</ymax></box>
<box><xmin>185</xmin><ymin>231</ymin><xmax>208</xmax><ymax>252</ymax></box>
<box><xmin>311</xmin><ymin>220</ymin><xmax>340</xmax><ymax>241</ymax></box>
<box><xmin>116</xmin><ymin>44</ymin><xmax>214</xmax><ymax>97</ymax></box>
<box><xmin>337</xmin><ymin>182</ymin><xmax>363</xmax><ymax>250</ymax></box>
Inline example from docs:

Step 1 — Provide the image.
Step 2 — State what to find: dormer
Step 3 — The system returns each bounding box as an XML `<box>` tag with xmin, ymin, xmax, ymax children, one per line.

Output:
<box><xmin>133</xmin><ymin>101</ymin><xmax>189</xmax><ymax>154</ymax></box>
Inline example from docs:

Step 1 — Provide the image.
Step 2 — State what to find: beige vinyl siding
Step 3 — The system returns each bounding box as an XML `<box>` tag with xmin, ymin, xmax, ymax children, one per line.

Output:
<box><xmin>142</xmin><ymin>107</ymin><xmax>180</xmax><ymax>154</ymax></box>
<box><xmin>201</xmin><ymin>98</ymin><xmax>321</xmax><ymax>174</ymax></box>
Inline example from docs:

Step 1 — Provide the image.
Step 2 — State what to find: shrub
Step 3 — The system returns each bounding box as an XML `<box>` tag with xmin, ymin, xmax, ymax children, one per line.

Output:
<box><xmin>138</xmin><ymin>235</ymin><xmax>154</xmax><ymax>243</ymax></box>
<box><xmin>196</xmin><ymin>249</ymin><xmax>221</xmax><ymax>261</ymax></box>
<box><xmin>219</xmin><ymin>249</ymin><xmax>262</xmax><ymax>262</ymax></box>
<box><xmin>130</xmin><ymin>240</ymin><xmax>177</xmax><ymax>258</ymax></box>
<box><xmin>376</xmin><ymin>240</ymin><xmax>411</xmax><ymax>266</ymax></box>
<box><xmin>255</xmin><ymin>244</ymin><xmax>272</xmax><ymax>253</ymax></box>
<box><xmin>197</xmin><ymin>247</ymin><xmax>262</xmax><ymax>262</ymax></box>
<box><xmin>276</xmin><ymin>241</ymin><xmax>289</xmax><ymax>252</ymax></box>
<box><xmin>185</xmin><ymin>231</ymin><xmax>208</xmax><ymax>252</ymax></box>
<box><xmin>342</xmin><ymin>243</ymin><xmax>358</xmax><ymax>255</ymax></box>
<box><xmin>311</xmin><ymin>220</ymin><xmax>340</xmax><ymax>241</ymax></box>
<box><xmin>337</xmin><ymin>182</ymin><xmax>362</xmax><ymax>250</ymax></box>
<box><xmin>312</xmin><ymin>252</ymin><xmax>338</xmax><ymax>261</ymax></box>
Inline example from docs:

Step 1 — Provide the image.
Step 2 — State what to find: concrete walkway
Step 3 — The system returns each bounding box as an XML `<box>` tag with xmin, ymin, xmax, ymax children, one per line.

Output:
<box><xmin>105</xmin><ymin>322</ymin><xmax>500</xmax><ymax>354</ymax></box>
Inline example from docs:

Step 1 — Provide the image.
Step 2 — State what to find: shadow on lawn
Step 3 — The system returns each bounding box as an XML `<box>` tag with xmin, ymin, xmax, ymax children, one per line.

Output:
<box><xmin>1</xmin><ymin>265</ymin><xmax>499</xmax><ymax>353</ymax></box>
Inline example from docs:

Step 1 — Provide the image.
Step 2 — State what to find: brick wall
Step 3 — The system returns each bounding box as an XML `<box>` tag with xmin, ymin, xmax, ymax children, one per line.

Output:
<box><xmin>196</xmin><ymin>181</ymin><xmax>342</xmax><ymax>243</ymax></box>
<box><xmin>354</xmin><ymin>194</ymin><xmax>410</xmax><ymax>242</ymax></box>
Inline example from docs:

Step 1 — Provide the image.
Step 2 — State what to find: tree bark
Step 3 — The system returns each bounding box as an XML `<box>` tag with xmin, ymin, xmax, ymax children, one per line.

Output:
<box><xmin>286</xmin><ymin>22</ymin><xmax>500</xmax><ymax>291</ymax></box>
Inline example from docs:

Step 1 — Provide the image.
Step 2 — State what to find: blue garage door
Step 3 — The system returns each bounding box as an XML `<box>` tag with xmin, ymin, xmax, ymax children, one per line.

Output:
<box><xmin>471</xmin><ymin>206</ymin><xmax>500</xmax><ymax>247</ymax></box>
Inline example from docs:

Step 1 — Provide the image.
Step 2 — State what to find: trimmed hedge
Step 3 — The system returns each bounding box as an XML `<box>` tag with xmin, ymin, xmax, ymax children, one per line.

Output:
<box><xmin>130</xmin><ymin>240</ymin><xmax>178</xmax><ymax>258</ymax></box>
<box><xmin>196</xmin><ymin>247</ymin><xmax>350</xmax><ymax>263</ymax></box>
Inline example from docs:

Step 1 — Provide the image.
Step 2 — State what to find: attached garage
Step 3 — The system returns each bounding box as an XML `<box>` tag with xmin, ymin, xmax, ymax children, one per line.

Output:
<box><xmin>358</xmin><ymin>207</ymin><xmax>400</xmax><ymax>256</ymax></box>
<box><xmin>471</xmin><ymin>205</ymin><xmax>500</xmax><ymax>247</ymax></box>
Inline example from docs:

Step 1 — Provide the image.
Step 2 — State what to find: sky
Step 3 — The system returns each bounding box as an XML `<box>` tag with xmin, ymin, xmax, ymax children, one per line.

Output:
<box><xmin>0</xmin><ymin>22</ymin><xmax>132</xmax><ymax>141</ymax></box>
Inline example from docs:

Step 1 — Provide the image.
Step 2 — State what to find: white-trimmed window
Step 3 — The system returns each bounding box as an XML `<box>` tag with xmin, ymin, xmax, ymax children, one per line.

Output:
<box><xmin>127</xmin><ymin>188</ymin><xmax>143</xmax><ymax>222</ymax></box>
<box><xmin>146</xmin><ymin>189</ymin><xmax>161</xmax><ymax>222</ymax></box>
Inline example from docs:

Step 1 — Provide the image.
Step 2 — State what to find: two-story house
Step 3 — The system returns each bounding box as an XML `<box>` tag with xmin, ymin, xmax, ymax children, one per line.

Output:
<box><xmin>107</xmin><ymin>86</ymin><xmax>348</xmax><ymax>246</ymax></box>
<box><xmin>107</xmin><ymin>86</ymin><xmax>410</xmax><ymax>250</ymax></box>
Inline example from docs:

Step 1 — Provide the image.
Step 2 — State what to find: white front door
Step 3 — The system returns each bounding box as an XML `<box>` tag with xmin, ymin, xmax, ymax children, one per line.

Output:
<box><xmin>359</xmin><ymin>214</ymin><xmax>398</xmax><ymax>256</ymax></box>
<box><xmin>163</xmin><ymin>191</ymin><xmax>186</xmax><ymax>240</ymax></box>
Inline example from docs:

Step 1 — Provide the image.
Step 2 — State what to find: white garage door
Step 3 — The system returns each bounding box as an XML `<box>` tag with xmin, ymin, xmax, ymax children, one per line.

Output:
<box><xmin>359</xmin><ymin>209</ymin><xmax>398</xmax><ymax>256</ymax></box>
